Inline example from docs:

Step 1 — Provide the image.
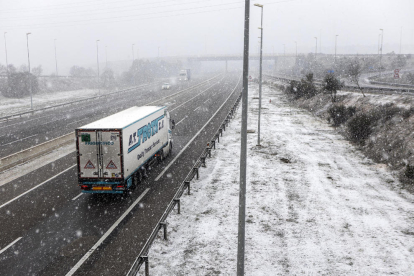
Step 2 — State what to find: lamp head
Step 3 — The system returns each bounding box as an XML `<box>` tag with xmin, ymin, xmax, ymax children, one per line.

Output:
<box><xmin>254</xmin><ymin>3</ymin><xmax>263</xmax><ymax>7</ymax></box>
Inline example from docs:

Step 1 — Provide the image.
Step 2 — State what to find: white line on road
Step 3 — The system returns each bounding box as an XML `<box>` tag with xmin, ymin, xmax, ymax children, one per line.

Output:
<box><xmin>71</xmin><ymin>193</ymin><xmax>83</xmax><ymax>201</ymax></box>
<box><xmin>169</xmin><ymin>77</ymin><xmax>224</xmax><ymax>112</ymax></box>
<box><xmin>65</xmin><ymin>188</ymin><xmax>150</xmax><ymax>276</ymax></box>
<box><xmin>0</xmin><ymin>237</ymin><xmax>22</xmax><ymax>255</ymax></box>
<box><xmin>3</xmin><ymin>134</ymin><xmax>38</xmax><ymax>146</ymax></box>
<box><xmin>175</xmin><ymin>116</ymin><xmax>187</xmax><ymax>126</ymax></box>
<box><xmin>0</xmin><ymin>165</ymin><xmax>76</xmax><ymax>209</ymax></box>
<box><xmin>155</xmin><ymin>74</ymin><xmax>241</xmax><ymax>181</ymax></box>
<box><xmin>67</xmin><ymin>118</ymin><xmax>88</xmax><ymax>127</ymax></box>
<box><xmin>194</xmin><ymin>106</ymin><xmax>200</xmax><ymax>111</ymax></box>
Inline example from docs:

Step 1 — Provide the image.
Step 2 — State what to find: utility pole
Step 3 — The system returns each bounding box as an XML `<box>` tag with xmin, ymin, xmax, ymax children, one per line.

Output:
<box><xmin>54</xmin><ymin>39</ymin><xmax>58</xmax><ymax>76</ymax></box>
<box><xmin>105</xmin><ymin>45</ymin><xmax>108</xmax><ymax>68</ymax></box>
<box><xmin>400</xmin><ymin>26</ymin><xmax>402</xmax><ymax>54</ymax></box>
<box><xmin>254</xmin><ymin>3</ymin><xmax>263</xmax><ymax>147</ymax></box>
<box><xmin>237</xmin><ymin>0</ymin><xmax>250</xmax><ymax>275</ymax></box>
<box><xmin>379</xmin><ymin>29</ymin><xmax>383</xmax><ymax>77</ymax></box>
<box><xmin>314</xmin><ymin>37</ymin><xmax>317</xmax><ymax>60</ymax></box>
<box><xmin>335</xmin><ymin>35</ymin><xmax>338</xmax><ymax>63</ymax></box>
<box><xmin>4</xmin><ymin>32</ymin><xmax>9</xmax><ymax>75</ymax></box>
<box><xmin>96</xmin><ymin>39</ymin><xmax>100</xmax><ymax>96</ymax></box>
<box><xmin>26</xmin><ymin>32</ymin><xmax>32</xmax><ymax>109</ymax></box>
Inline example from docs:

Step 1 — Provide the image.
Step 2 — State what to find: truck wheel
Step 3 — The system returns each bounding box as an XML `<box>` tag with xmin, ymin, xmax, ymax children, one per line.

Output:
<box><xmin>137</xmin><ymin>171</ymin><xmax>143</xmax><ymax>183</ymax></box>
<box><xmin>159</xmin><ymin>150</ymin><xmax>164</xmax><ymax>162</ymax></box>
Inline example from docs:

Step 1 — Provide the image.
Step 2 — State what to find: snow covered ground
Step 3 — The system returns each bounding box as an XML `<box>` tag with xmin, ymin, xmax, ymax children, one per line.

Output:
<box><xmin>143</xmin><ymin>84</ymin><xmax>414</xmax><ymax>275</ymax></box>
<box><xmin>0</xmin><ymin>88</ymin><xmax>106</xmax><ymax>118</ymax></box>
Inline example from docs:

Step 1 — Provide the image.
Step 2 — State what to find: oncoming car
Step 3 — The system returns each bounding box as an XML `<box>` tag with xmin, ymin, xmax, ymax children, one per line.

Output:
<box><xmin>162</xmin><ymin>83</ymin><xmax>171</xmax><ymax>90</ymax></box>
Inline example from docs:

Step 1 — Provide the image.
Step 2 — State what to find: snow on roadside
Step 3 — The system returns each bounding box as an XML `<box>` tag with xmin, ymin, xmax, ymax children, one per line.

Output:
<box><xmin>0</xmin><ymin>88</ymin><xmax>107</xmax><ymax>118</ymax></box>
<box><xmin>143</xmin><ymin>84</ymin><xmax>414</xmax><ymax>275</ymax></box>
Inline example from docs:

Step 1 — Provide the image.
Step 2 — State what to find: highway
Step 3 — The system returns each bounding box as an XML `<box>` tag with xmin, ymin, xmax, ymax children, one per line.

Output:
<box><xmin>0</xmin><ymin>76</ymin><xmax>216</xmax><ymax>159</ymax></box>
<box><xmin>0</xmin><ymin>72</ymin><xmax>241</xmax><ymax>275</ymax></box>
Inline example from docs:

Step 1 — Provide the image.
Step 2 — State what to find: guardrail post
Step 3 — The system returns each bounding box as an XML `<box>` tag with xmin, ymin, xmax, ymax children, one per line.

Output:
<box><xmin>174</xmin><ymin>198</ymin><xmax>181</xmax><ymax>214</ymax></box>
<box><xmin>185</xmin><ymin>181</ymin><xmax>190</xmax><ymax>195</ymax></box>
<box><xmin>140</xmin><ymin>256</ymin><xmax>149</xmax><ymax>276</ymax></box>
<box><xmin>194</xmin><ymin>167</ymin><xmax>199</xmax><ymax>180</ymax></box>
<box><xmin>219</xmin><ymin>128</ymin><xmax>223</xmax><ymax>137</ymax></box>
<box><xmin>201</xmin><ymin>156</ymin><xmax>206</xmax><ymax>167</ymax></box>
<box><xmin>206</xmin><ymin>148</ymin><xmax>211</xmax><ymax>157</ymax></box>
<box><xmin>160</xmin><ymin>222</ymin><xmax>168</xmax><ymax>240</ymax></box>
<box><xmin>222</xmin><ymin>123</ymin><xmax>226</xmax><ymax>131</ymax></box>
<box><xmin>211</xmin><ymin>140</ymin><xmax>215</xmax><ymax>149</ymax></box>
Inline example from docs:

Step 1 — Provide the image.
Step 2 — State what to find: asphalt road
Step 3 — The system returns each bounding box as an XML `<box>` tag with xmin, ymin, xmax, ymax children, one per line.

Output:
<box><xmin>0</xmin><ymin>75</ymin><xmax>217</xmax><ymax>159</ymax></box>
<box><xmin>0</xmin><ymin>72</ymin><xmax>242</xmax><ymax>275</ymax></box>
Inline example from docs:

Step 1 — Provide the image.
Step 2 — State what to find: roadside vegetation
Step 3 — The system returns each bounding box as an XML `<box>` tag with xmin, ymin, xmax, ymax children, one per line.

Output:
<box><xmin>279</xmin><ymin>68</ymin><xmax>414</xmax><ymax>189</ymax></box>
<box><xmin>0</xmin><ymin>59</ymin><xmax>182</xmax><ymax>98</ymax></box>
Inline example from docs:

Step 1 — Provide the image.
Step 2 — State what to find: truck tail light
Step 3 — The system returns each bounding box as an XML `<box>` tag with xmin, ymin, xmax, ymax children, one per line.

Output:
<box><xmin>81</xmin><ymin>185</ymin><xmax>90</xmax><ymax>190</ymax></box>
<box><xmin>115</xmin><ymin>185</ymin><xmax>125</xmax><ymax>190</ymax></box>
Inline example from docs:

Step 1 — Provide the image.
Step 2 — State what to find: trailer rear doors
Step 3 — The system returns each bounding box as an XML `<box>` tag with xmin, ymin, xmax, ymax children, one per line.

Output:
<box><xmin>77</xmin><ymin>130</ymin><xmax>122</xmax><ymax>180</ymax></box>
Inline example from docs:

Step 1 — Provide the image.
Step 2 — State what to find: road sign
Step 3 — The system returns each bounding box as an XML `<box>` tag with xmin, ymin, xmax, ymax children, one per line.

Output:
<box><xmin>394</xmin><ymin>69</ymin><xmax>400</xmax><ymax>79</ymax></box>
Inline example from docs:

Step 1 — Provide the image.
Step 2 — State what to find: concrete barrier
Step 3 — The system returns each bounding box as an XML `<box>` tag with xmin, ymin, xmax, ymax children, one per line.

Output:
<box><xmin>0</xmin><ymin>132</ymin><xmax>75</xmax><ymax>172</ymax></box>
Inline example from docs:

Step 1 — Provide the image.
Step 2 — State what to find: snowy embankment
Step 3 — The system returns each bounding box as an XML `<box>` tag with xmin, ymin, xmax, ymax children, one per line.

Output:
<box><xmin>0</xmin><ymin>88</ymin><xmax>104</xmax><ymax>118</ymax></box>
<box><xmin>143</xmin><ymin>84</ymin><xmax>414</xmax><ymax>275</ymax></box>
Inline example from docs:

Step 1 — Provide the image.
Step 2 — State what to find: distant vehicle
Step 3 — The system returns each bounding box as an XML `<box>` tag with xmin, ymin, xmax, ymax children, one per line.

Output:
<box><xmin>179</xmin><ymin>69</ymin><xmax>191</xmax><ymax>81</ymax></box>
<box><xmin>76</xmin><ymin>106</ymin><xmax>173</xmax><ymax>194</ymax></box>
<box><xmin>162</xmin><ymin>83</ymin><xmax>171</xmax><ymax>90</ymax></box>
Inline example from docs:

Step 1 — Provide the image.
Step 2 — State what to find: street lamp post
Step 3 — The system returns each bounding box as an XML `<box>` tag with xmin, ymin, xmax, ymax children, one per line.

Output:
<box><xmin>294</xmin><ymin>41</ymin><xmax>297</xmax><ymax>58</ymax></box>
<box><xmin>254</xmin><ymin>3</ymin><xmax>263</xmax><ymax>147</ymax></box>
<box><xmin>4</xmin><ymin>32</ymin><xmax>8</xmax><ymax>75</ymax></box>
<box><xmin>26</xmin><ymin>32</ymin><xmax>33</xmax><ymax>109</ymax></box>
<box><xmin>132</xmin><ymin>44</ymin><xmax>136</xmax><ymax>86</ymax></box>
<box><xmin>379</xmin><ymin>29</ymin><xmax>384</xmax><ymax>77</ymax></box>
<box><xmin>334</xmin><ymin>35</ymin><xmax>338</xmax><ymax>63</ymax></box>
<box><xmin>237</xmin><ymin>0</ymin><xmax>250</xmax><ymax>275</ymax></box>
<box><xmin>314</xmin><ymin>37</ymin><xmax>317</xmax><ymax>59</ymax></box>
<box><xmin>96</xmin><ymin>39</ymin><xmax>100</xmax><ymax>96</ymax></box>
<box><xmin>105</xmin><ymin>45</ymin><xmax>108</xmax><ymax>68</ymax></box>
<box><xmin>54</xmin><ymin>39</ymin><xmax>58</xmax><ymax>76</ymax></box>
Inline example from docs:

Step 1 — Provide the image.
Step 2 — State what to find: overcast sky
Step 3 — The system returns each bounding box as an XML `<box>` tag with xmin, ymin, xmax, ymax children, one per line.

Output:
<box><xmin>0</xmin><ymin>0</ymin><xmax>413</xmax><ymax>74</ymax></box>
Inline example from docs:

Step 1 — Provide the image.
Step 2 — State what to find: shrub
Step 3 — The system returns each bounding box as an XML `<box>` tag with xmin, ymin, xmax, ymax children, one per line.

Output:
<box><xmin>346</xmin><ymin>113</ymin><xmax>377</xmax><ymax>145</ymax></box>
<box><xmin>405</xmin><ymin>165</ymin><xmax>414</xmax><ymax>179</ymax></box>
<box><xmin>328</xmin><ymin>105</ymin><xmax>356</xmax><ymax>126</ymax></box>
<box><xmin>286</xmin><ymin>73</ymin><xmax>318</xmax><ymax>100</ymax></box>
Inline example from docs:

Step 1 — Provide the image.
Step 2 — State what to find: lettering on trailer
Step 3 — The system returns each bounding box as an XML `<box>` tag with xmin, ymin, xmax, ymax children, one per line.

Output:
<box><xmin>84</xmin><ymin>160</ymin><xmax>95</xmax><ymax>169</ymax></box>
<box><xmin>85</xmin><ymin>141</ymin><xmax>114</xmax><ymax>146</ymax></box>
<box><xmin>106</xmin><ymin>160</ymin><xmax>117</xmax><ymax>169</ymax></box>
<box><xmin>128</xmin><ymin>115</ymin><xmax>164</xmax><ymax>153</ymax></box>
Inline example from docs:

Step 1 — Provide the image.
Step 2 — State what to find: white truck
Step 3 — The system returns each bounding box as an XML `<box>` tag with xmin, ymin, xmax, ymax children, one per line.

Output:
<box><xmin>75</xmin><ymin>106</ymin><xmax>173</xmax><ymax>194</ymax></box>
<box><xmin>179</xmin><ymin>69</ymin><xmax>191</xmax><ymax>81</ymax></box>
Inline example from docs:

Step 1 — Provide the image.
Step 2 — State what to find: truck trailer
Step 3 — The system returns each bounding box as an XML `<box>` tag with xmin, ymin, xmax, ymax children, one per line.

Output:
<box><xmin>75</xmin><ymin>106</ymin><xmax>173</xmax><ymax>194</ymax></box>
<box><xmin>179</xmin><ymin>69</ymin><xmax>191</xmax><ymax>81</ymax></box>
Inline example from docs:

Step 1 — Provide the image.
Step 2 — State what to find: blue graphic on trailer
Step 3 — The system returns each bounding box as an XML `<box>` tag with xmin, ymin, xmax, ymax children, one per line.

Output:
<box><xmin>128</xmin><ymin>115</ymin><xmax>164</xmax><ymax>153</ymax></box>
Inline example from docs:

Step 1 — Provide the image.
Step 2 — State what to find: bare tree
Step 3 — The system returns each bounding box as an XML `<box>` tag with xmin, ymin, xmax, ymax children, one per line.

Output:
<box><xmin>346</xmin><ymin>58</ymin><xmax>365</xmax><ymax>97</ymax></box>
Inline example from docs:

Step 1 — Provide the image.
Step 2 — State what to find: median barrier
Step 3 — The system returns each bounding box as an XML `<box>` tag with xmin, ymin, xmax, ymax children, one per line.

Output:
<box><xmin>0</xmin><ymin>132</ymin><xmax>75</xmax><ymax>172</ymax></box>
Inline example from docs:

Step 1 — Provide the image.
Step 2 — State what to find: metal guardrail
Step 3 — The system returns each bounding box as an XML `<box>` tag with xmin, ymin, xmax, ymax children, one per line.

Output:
<box><xmin>0</xmin><ymin>83</ymin><xmax>153</xmax><ymax>122</ymax></box>
<box><xmin>127</xmin><ymin>91</ymin><xmax>243</xmax><ymax>276</ymax></box>
<box><xmin>264</xmin><ymin>74</ymin><xmax>414</xmax><ymax>93</ymax></box>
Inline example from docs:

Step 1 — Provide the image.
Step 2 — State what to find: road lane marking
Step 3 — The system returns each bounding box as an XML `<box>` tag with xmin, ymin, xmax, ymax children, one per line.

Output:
<box><xmin>65</xmin><ymin>188</ymin><xmax>150</xmax><ymax>276</ymax></box>
<box><xmin>0</xmin><ymin>237</ymin><xmax>22</xmax><ymax>255</ymax></box>
<box><xmin>194</xmin><ymin>106</ymin><xmax>200</xmax><ymax>111</ymax></box>
<box><xmin>71</xmin><ymin>193</ymin><xmax>83</xmax><ymax>201</ymax></box>
<box><xmin>0</xmin><ymin>165</ymin><xmax>76</xmax><ymax>209</ymax></box>
<box><xmin>155</xmin><ymin>74</ymin><xmax>241</xmax><ymax>181</ymax></box>
<box><xmin>175</xmin><ymin>116</ymin><xmax>187</xmax><ymax>126</ymax></box>
<box><xmin>2</xmin><ymin>134</ymin><xmax>38</xmax><ymax>146</ymax></box>
<box><xmin>169</xmin><ymin>77</ymin><xmax>224</xmax><ymax>112</ymax></box>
